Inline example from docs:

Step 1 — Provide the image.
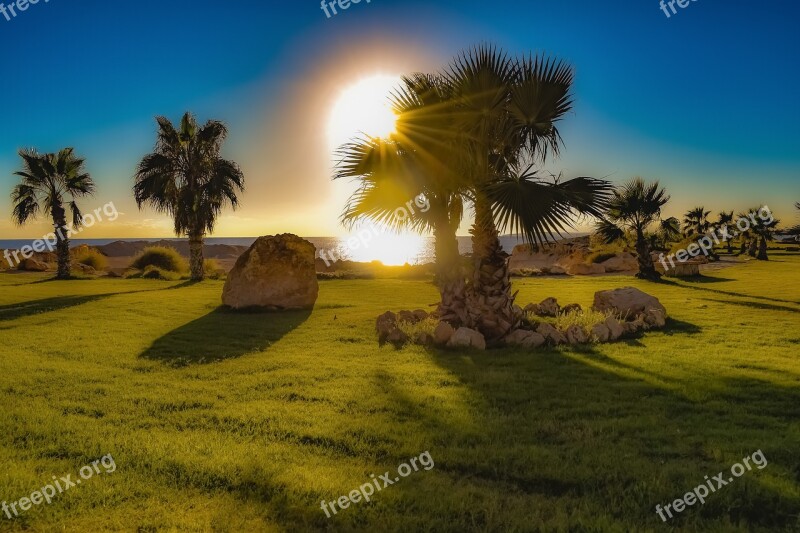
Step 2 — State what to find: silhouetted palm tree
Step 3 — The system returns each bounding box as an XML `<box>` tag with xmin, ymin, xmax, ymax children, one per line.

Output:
<box><xmin>595</xmin><ymin>178</ymin><xmax>670</xmax><ymax>281</ymax></box>
<box><xmin>337</xmin><ymin>53</ymin><xmax>611</xmax><ymax>340</ymax></box>
<box><xmin>443</xmin><ymin>45</ymin><xmax>611</xmax><ymax>339</ymax></box>
<box><xmin>134</xmin><ymin>113</ymin><xmax>245</xmax><ymax>281</ymax></box>
<box><xmin>11</xmin><ymin>148</ymin><xmax>95</xmax><ymax>279</ymax></box>
<box><xmin>714</xmin><ymin>211</ymin><xmax>735</xmax><ymax>254</ymax></box>
<box><xmin>738</xmin><ymin>208</ymin><xmax>780</xmax><ymax>260</ymax></box>
<box><xmin>683</xmin><ymin>207</ymin><xmax>711</xmax><ymax>237</ymax></box>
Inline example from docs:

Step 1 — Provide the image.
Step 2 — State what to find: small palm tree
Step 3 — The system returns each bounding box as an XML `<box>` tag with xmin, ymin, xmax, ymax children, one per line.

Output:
<box><xmin>653</xmin><ymin>216</ymin><xmax>681</xmax><ymax>249</ymax></box>
<box><xmin>738</xmin><ymin>208</ymin><xmax>780</xmax><ymax>261</ymax></box>
<box><xmin>11</xmin><ymin>148</ymin><xmax>95</xmax><ymax>279</ymax></box>
<box><xmin>595</xmin><ymin>178</ymin><xmax>670</xmax><ymax>281</ymax></box>
<box><xmin>714</xmin><ymin>211</ymin><xmax>735</xmax><ymax>254</ymax></box>
<box><xmin>134</xmin><ymin>113</ymin><xmax>245</xmax><ymax>281</ymax></box>
<box><xmin>683</xmin><ymin>207</ymin><xmax>711</xmax><ymax>237</ymax></box>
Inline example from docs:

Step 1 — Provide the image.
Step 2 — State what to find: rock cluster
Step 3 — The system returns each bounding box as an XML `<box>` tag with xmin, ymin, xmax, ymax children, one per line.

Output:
<box><xmin>375</xmin><ymin>287</ymin><xmax>668</xmax><ymax>351</ymax></box>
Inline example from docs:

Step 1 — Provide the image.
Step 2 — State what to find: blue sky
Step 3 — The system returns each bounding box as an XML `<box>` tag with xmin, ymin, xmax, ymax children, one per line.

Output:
<box><xmin>0</xmin><ymin>0</ymin><xmax>797</xmax><ymax>237</ymax></box>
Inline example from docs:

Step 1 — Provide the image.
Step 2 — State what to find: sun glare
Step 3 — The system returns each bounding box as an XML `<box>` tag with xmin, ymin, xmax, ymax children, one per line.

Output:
<box><xmin>328</xmin><ymin>75</ymin><xmax>400</xmax><ymax>148</ymax></box>
<box><xmin>346</xmin><ymin>231</ymin><xmax>427</xmax><ymax>266</ymax></box>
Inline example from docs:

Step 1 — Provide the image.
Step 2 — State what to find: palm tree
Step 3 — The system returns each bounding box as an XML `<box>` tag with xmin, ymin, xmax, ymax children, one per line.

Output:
<box><xmin>652</xmin><ymin>216</ymin><xmax>680</xmax><ymax>249</ymax></box>
<box><xmin>134</xmin><ymin>113</ymin><xmax>245</xmax><ymax>281</ymax></box>
<box><xmin>595</xmin><ymin>178</ymin><xmax>670</xmax><ymax>281</ymax></box>
<box><xmin>714</xmin><ymin>211</ymin><xmax>735</xmax><ymax>254</ymax></box>
<box><xmin>11</xmin><ymin>148</ymin><xmax>95</xmax><ymax>279</ymax></box>
<box><xmin>335</xmin><ymin>74</ymin><xmax>470</xmax><ymax>323</ymax></box>
<box><xmin>738</xmin><ymin>208</ymin><xmax>780</xmax><ymax>261</ymax></box>
<box><xmin>442</xmin><ymin>46</ymin><xmax>612</xmax><ymax>339</ymax></box>
<box><xmin>683</xmin><ymin>207</ymin><xmax>711</xmax><ymax>237</ymax></box>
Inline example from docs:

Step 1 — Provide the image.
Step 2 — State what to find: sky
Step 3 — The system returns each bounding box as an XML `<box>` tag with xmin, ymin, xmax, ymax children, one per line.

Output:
<box><xmin>0</xmin><ymin>0</ymin><xmax>797</xmax><ymax>239</ymax></box>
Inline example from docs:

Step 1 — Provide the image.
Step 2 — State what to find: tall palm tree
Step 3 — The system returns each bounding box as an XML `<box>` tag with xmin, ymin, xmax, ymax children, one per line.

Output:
<box><xmin>683</xmin><ymin>207</ymin><xmax>711</xmax><ymax>237</ymax></box>
<box><xmin>11</xmin><ymin>148</ymin><xmax>95</xmax><ymax>279</ymax></box>
<box><xmin>442</xmin><ymin>46</ymin><xmax>612</xmax><ymax>339</ymax></box>
<box><xmin>595</xmin><ymin>178</ymin><xmax>670</xmax><ymax>281</ymax></box>
<box><xmin>134</xmin><ymin>113</ymin><xmax>245</xmax><ymax>281</ymax></box>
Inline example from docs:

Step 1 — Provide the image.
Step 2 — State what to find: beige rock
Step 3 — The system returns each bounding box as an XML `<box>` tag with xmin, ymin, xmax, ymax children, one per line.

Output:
<box><xmin>591</xmin><ymin>323</ymin><xmax>611</xmax><ymax>343</ymax></box>
<box><xmin>565</xmin><ymin>325</ymin><xmax>589</xmax><ymax>345</ymax></box>
<box><xmin>604</xmin><ymin>317</ymin><xmax>625</xmax><ymax>340</ymax></box>
<box><xmin>386</xmin><ymin>328</ymin><xmax>409</xmax><ymax>346</ymax></box>
<box><xmin>600</xmin><ymin>253</ymin><xmax>638</xmax><ymax>272</ymax></box>
<box><xmin>447</xmin><ymin>327</ymin><xmax>486</xmax><ymax>350</ymax></box>
<box><xmin>561</xmin><ymin>303</ymin><xmax>582</xmax><ymax>315</ymax></box>
<box><xmin>222</xmin><ymin>234</ymin><xmax>319</xmax><ymax>310</ymax></box>
<box><xmin>592</xmin><ymin>287</ymin><xmax>666</xmax><ymax>319</ymax></box>
<box><xmin>504</xmin><ymin>329</ymin><xmax>546</xmax><ymax>349</ymax></box>
<box><xmin>537</xmin><ymin>323</ymin><xmax>567</xmax><ymax>345</ymax></box>
<box><xmin>567</xmin><ymin>263</ymin><xmax>606</xmax><ymax>276</ymax></box>
<box><xmin>397</xmin><ymin>310</ymin><xmax>418</xmax><ymax>324</ymax></box>
<box><xmin>535</xmin><ymin>297</ymin><xmax>560</xmax><ymax>317</ymax></box>
<box><xmin>376</xmin><ymin>311</ymin><xmax>398</xmax><ymax>344</ymax></box>
<box><xmin>548</xmin><ymin>266</ymin><xmax>567</xmax><ymax>275</ymax></box>
<box><xmin>644</xmin><ymin>308</ymin><xmax>667</xmax><ymax>328</ymax></box>
<box><xmin>412</xmin><ymin>309</ymin><xmax>429</xmax><ymax>322</ymax></box>
<box><xmin>18</xmin><ymin>258</ymin><xmax>48</xmax><ymax>272</ymax></box>
<box><xmin>433</xmin><ymin>321</ymin><xmax>456</xmax><ymax>346</ymax></box>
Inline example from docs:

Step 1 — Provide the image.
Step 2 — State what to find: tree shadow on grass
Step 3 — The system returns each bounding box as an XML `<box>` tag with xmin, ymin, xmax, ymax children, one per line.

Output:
<box><xmin>701</xmin><ymin>297</ymin><xmax>800</xmax><ymax>314</ymax></box>
<box><xmin>0</xmin><ymin>293</ymin><xmax>122</xmax><ymax>322</ymax></box>
<box><xmin>659</xmin><ymin>278</ymin><xmax>800</xmax><ymax>305</ymax></box>
<box><xmin>139</xmin><ymin>307</ymin><xmax>312</xmax><ymax>367</ymax></box>
<box><xmin>424</xmin><ymin>348</ymin><xmax>800</xmax><ymax>530</ymax></box>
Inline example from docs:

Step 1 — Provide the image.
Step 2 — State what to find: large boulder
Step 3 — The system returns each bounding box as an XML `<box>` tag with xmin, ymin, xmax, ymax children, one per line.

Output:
<box><xmin>222</xmin><ymin>234</ymin><xmax>318</xmax><ymax>310</ymax></box>
<box><xmin>592</xmin><ymin>287</ymin><xmax>666</xmax><ymax>319</ymax></box>
<box><xmin>433</xmin><ymin>321</ymin><xmax>455</xmax><ymax>346</ymax></box>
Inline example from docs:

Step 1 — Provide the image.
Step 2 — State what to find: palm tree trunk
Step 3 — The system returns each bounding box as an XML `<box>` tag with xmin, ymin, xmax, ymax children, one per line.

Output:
<box><xmin>433</xmin><ymin>220</ymin><xmax>468</xmax><ymax>326</ymax></box>
<box><xmin>189</xmin><ymin>231</ymin><xmax>205</xmax><ymax>281</ymax></box>
<box><xmin>467</xmin><ymin>193</ymin><xmax>519</xmax><ymax>341</ymax></box>
<box><xmin>748</xmin><ymin>238</ymin><xmax>758</xmax><ymax>257</ymax></box>
<box><xmin>756</xmin><ymin>236</ymin><xmax>768</xmax><ymax>260</ymax></box>
<box><xmin>635</xmin><ymin>229</ymin><xmax>661</xmax><ymax>281</ymax></box>
<box><xmin>52</xmin><ymin>205</ymin><xmax>70</xmax><ymax>280</ymax></box>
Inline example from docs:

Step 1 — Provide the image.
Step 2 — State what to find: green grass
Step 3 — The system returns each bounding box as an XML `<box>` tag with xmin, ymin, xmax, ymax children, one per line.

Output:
<box><xmin>0</xmin><ymin>255</ymin><xmax>799</xmax><ymax>531</ymax></box>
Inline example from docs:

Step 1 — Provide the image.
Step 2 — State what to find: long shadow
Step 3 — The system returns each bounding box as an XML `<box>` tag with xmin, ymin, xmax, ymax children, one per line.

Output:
<box><xmin>0</xmin><ymin>293</ymin><xmax>119</xmax><ymax>322</ymax></box>
<box><xmin>139</xmin><ymin>307</ymin><xmax>312</xmax><ymax>366</ymax></box>
<box><xmin>424</xmin><ymin>349</ymin><xmax>800</xmax><ymax>530</ymax></box>
<box><xmin>701</xmin><ymin>297</ymin><xmax>800</xmax><ymax>314</ymax></box>
<box><xmin>660</xmin><ymin>278</ymin><xmax>800</xmax><ymax>305</ymax></box>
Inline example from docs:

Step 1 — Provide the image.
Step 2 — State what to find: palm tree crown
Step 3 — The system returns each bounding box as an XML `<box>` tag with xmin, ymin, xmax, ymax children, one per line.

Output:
<box><xmin>596</xmin><ymin>178</ymin><xmax>670</xmax><ymax>280</ymax></box>
<box><xmin>134</xmin><ymin>112</ymin><xmax>245</xmax><ymax>280</ymax></box>
<box><xmin>11</xmin><ymin>147</ymin><xmax>95</xmax><ymax>279</ymax></box>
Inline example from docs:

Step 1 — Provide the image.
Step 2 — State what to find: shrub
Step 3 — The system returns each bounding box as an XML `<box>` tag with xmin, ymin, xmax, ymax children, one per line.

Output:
<box><xmin>397</xmin><ymin>316</ymin><xmax>438</xmax><ymax>342</ymax></box>
<box><xmin>130</xmin><ymin>246</ymin><xmax>187</xmax><ymax>273</ymax></box>
<box><xmin>75</xmin><ymin>248</ymin><xmax>108</xmax><ymax>271</ymax></box>
<box><xmin>142</xmin><ymin>265</ymin><xmax>182</xmax><ymax>281</ymax></box>
<box><xmin>553</xmin><ymin>309</ymin><xmax>614</xmax><ymax>332</ymax></box>
<box><xmin>204</xmin><ymin>259</ymin><xmax>225</xmax><ymax>280</ymax></box>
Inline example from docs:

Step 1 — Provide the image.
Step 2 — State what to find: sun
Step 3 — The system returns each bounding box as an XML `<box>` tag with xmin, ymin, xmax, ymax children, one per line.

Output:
<box><xmin>328</xmin><ymin>75</ymin><xmax>400</xmax><ymax>148</ymax></box>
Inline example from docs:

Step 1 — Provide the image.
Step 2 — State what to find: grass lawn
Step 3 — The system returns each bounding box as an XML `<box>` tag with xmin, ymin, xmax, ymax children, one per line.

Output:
<box><xmin>0</xmin><ymin>254</ymin><xmax>798</xmax><ymax>532</ymax></box>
